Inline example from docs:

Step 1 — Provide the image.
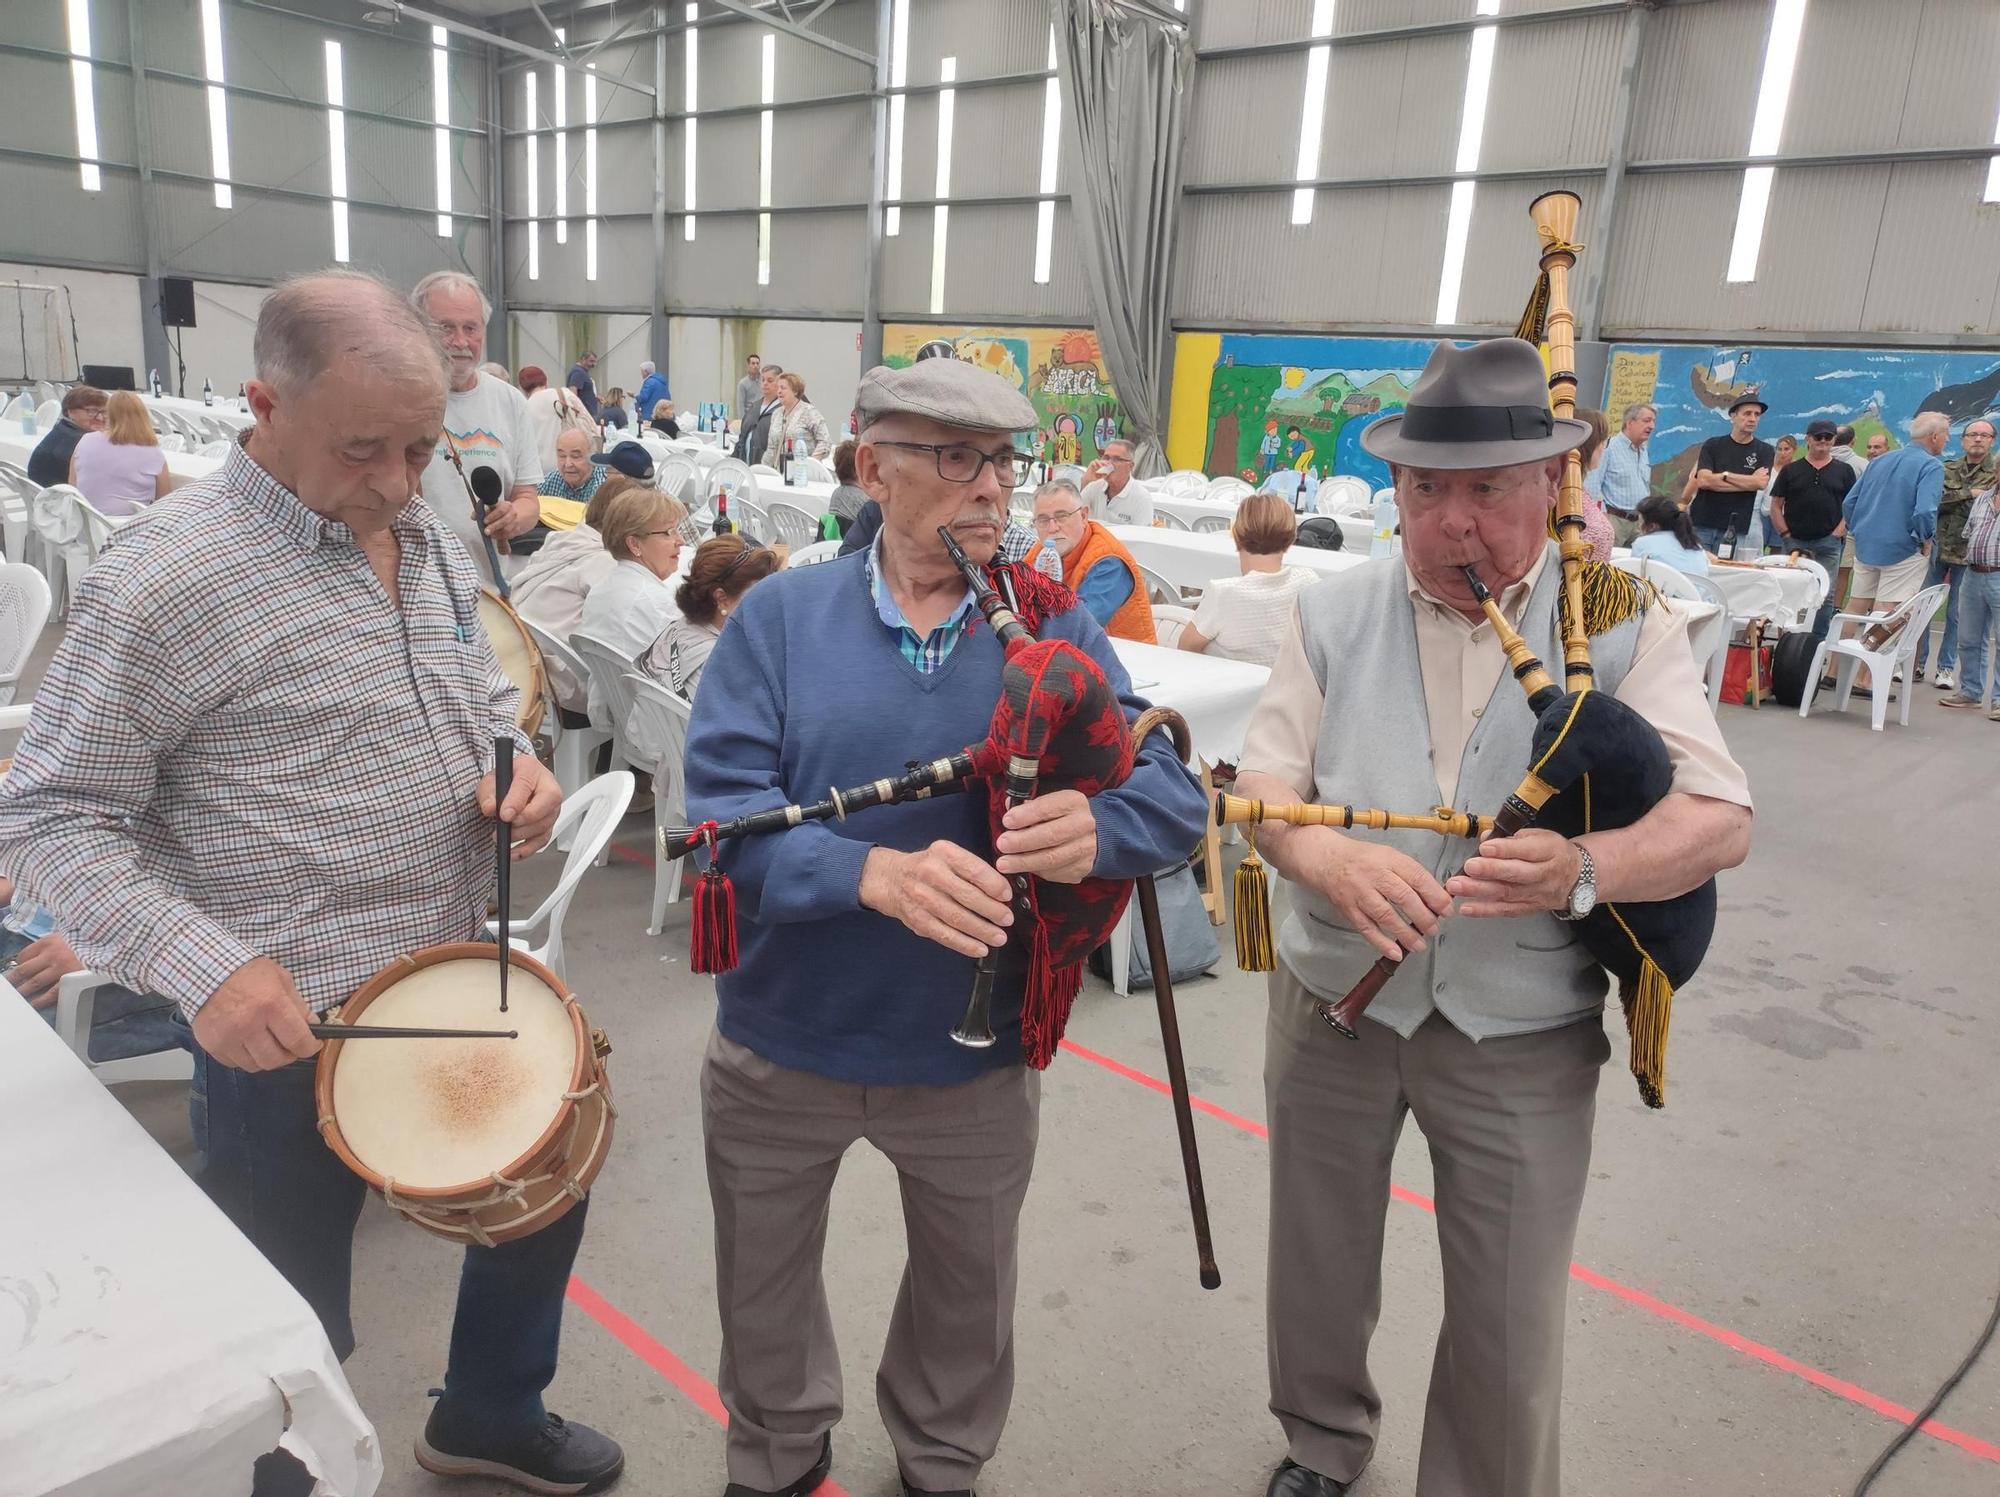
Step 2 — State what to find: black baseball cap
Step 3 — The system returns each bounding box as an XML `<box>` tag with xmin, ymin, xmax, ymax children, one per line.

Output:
<box><xmin>590</xmin><ymin>440</ymin><xmax>655</xmax><ymax>479</ymax></box>
<box><xmin>1805</xmin><ymin>419</ymin><xmax>1837</xmax><ymax>439</ymax></box>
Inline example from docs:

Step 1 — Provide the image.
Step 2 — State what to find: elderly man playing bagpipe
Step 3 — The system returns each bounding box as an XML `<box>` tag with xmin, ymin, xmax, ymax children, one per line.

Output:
<box><xmin>1232</xmin><ymin>338</ymin><xmax>1752</xmax><ymax>1497</ymax></box>
<box><xmin>681</xmin><ymin>357</ymin><xmax>1207</xmax><ymax>1497</ymax></box>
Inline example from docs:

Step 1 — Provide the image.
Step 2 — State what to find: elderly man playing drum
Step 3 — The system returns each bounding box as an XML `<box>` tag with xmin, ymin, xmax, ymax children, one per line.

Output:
<box><xmin>0</xmin><ymin>270</ymin><xmax>623</xmax><ymax>1497</ymax></box>
<box><xmin>1233</xmin><ymin>339</ymin><xmax>1752</xmax><ymax>1497</ymax></box>
<box><xmin>684</xmin><ymin>358</ymin><xmax>1206</xmax><ymax>1497</ymax></box>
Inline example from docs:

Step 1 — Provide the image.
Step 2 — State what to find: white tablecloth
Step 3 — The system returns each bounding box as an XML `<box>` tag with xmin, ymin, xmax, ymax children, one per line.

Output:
<box><xmin>1710</xmin><ymin>560</ymin><xmax>1822</xmax><ymax>630</ymax></box>
<box><xmin>148</xmin><ymin>392</ymin><xmax>254</xmax><ymax>431</ymax></box>
<box><xmin>1152</xmin><ymin>495</ymin><xmax>1372</xmax><ymax>552</ymax></box>
<box><xmin>0</xmin><ymin>987</ymin><xmax>380</xmax><ymax>1497</ymax></box>
<box><xmin>1112</xmin><ymin>639</ymin><xmax>1269</xmax><ymax>767</ymax></box>
<box><xmin>1110</xmin><ymin>524</ymin><xmax>1366</xmax><ymax>596</ymax></box>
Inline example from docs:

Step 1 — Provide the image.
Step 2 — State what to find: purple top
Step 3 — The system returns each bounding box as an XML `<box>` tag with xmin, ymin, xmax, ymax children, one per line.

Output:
<box><xmin>71</xmin><ymin>431</ymin><xmax>167</xmax><ymax>516</ymax></box>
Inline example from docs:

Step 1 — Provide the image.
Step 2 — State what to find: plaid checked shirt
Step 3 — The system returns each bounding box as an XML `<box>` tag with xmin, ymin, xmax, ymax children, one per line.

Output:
<box><xmin>864</xmin><ymin>532</ymin><xmax>979</xmax><ymax>673</ymax></box>
<box><xmin>0</xmin><ymin>439</ymin><xmax>527</xmax><ymax>1018</ymax></box>
<box><xmin>1963</xmin><ymin>486</ymin><xmax>2000</xmax><ymax>570</ymax></box>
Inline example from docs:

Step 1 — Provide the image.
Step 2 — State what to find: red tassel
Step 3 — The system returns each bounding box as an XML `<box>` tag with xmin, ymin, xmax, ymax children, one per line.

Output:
<box><xmin>689</xmin><ymin>826</ymin><xmax>739</xmax><ymax>974</ymax></box>
<box><xmin>1019</xmin><ymin>917</ymin><xmax>1084</xmax><ymax>1070</ymax></box>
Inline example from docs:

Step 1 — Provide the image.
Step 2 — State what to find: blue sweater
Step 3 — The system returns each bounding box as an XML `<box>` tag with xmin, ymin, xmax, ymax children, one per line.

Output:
<box><xmin>685</xmin><ymin>552</ymin><xmax>1208</xmax><ymax>1085</ymax></box>
<box><xmin>1842</xmin><ymin>443</ymin><xmax>1942</xmax><ymax>567</ymax></box>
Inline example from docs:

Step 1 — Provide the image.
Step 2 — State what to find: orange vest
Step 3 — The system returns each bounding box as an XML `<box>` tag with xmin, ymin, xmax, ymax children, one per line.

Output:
<box><xmin>1028</xmin><ymin>520</ymin><xmax>1157</xmax><ymax>644</ymax></box>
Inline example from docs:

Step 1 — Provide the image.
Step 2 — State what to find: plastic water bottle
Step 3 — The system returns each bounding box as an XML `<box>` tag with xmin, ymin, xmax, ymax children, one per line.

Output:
<box><xmin>1370</xmin><ymin>491</ymin><xmax>1399</xmax><ymax>559</ymax></box>
<box><xmin>17</xmin><ymin>396</ymin><xmax>34</xmax><ymax>438</ymax></box>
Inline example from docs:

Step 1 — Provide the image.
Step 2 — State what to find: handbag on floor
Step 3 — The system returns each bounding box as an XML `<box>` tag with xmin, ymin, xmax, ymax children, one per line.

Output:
<box><xmin>1089</xmin><ymin>860</ymin><xmax>1219</xmax><ymax>991</ymax></box>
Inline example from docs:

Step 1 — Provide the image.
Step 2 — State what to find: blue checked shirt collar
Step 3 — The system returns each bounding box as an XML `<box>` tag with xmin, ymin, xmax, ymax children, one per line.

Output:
<box><xmin>865</xmin><ymin>532</ymin><xmax>979</xmax><ymax>673</ymax></box>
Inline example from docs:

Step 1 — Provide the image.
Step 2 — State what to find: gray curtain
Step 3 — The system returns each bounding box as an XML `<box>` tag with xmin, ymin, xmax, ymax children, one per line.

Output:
<box><xmin>1052</xmin><ymin>0</ymin><xmax>1194</xmax><ymax>477</ymax></box>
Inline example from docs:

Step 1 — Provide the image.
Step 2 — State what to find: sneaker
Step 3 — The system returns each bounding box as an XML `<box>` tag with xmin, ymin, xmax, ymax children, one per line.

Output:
<box><xmin>416</xmin><ymin>1406</ymin><xmax>624</xmax><ymax>1495</ymax></box>
<box><xmin>1934</xmin><ymin>668</ymin><xmax>1957</xmax><ymax>691</ymax></box>
<box><xmin>1939</xmin><ymin>693</ymin><xmax>1983</xmax><ymax>710</ymax></box>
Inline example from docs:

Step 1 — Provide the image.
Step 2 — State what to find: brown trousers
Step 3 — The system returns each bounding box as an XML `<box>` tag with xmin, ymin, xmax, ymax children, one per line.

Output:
<box><xmin>1264</xmin><ymin>966</ymin><xmax>1609</xmax><ymax>1497</ymax></box>
<box><xmin>701</xmin><ymin>1029</ymin><xmax>1040</xmax><ymax>1492</ymax></box>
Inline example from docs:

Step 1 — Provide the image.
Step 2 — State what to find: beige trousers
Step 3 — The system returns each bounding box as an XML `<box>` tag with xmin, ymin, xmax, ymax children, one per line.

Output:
<box><xmin>701</xmin><ymin>1028</ymin><xmax>1040</xmax><ymax>1493</ymax></box>
<box><xmin>1264</xmin><ymin>965</ymin><xmax>1609</xmax><ymax>1497</ymax></box>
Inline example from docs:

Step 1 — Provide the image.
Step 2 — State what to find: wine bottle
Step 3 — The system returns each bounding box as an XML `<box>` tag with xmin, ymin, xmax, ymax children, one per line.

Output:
<box><xmin>202</xmin><ymin>378</ymin><xmax>214</xmax><ymax>407</ymax></box>
<box><xmin>712</xmin><ymin>491</ymin><xmax>732</xmax><ymax>537</ymax></box>
<box><xmin>1717</xmin><ymin>521</ymin><xmax>1737</xmax><ymax>561</ymax></box>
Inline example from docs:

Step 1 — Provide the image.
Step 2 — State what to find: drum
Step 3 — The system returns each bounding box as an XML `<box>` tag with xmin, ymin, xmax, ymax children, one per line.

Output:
<box><xmin>315</xmin><ymin>944</ymin><xmax>614</xmax><ymax>1246</ymax></box>
<box><xmin>478</xmin><ymin>587</ymin><xmax>548</xmax><ymax>739</ymax></box>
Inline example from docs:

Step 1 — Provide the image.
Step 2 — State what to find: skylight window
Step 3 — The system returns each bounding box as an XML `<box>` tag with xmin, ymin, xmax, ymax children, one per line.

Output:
<box><xmin>1726</xmin><ymin>0</ymin><xmax>1808</xmax><ymax>283</ymax></box>
<box><xmin>326</xmin><ymin>40</ymin><xmax>349</xmax><ymax>261</ymax></box>
<box><xmin>66</xmin><ymin>0</ymin><xmax>99</xmax><ymax>193</ymax></box>
<box><xmin>201</xmin><ymin>0</ymin><xmax>232</xmax><ymax>208</ymax></box>
<box><xmin>1433</xmin><ymin>0</ymin><xmax>1501</xmax><ymax>325</ymax></box>
<box><xmin>1290</xmin><ymin>0</ymin><xmax>1336</xmax><ymax>226</ymax></box>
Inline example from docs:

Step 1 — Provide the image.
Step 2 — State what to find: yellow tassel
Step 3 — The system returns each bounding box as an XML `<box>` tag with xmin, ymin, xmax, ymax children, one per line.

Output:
<box><xmin>1620</xmin><ymin>955</ymin><xmax>1674</xmax><ymax>1109</ymax></box>
<box><xmin>1568</xmin><ymin>559</ymin><xmax>1653</xmax><ymax>639</ymax></box>
<box><xmin>1233</xmin><ymin>831</ymin><xmax>1276</xmax><ymax>973</ymax></box>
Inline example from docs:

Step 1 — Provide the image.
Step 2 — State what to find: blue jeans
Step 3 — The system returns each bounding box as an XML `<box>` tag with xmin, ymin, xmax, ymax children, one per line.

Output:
<box><xmin>1694</xmin><ymin>522</ymin><xmax>1751</xmax><ymax>556</ymax></box>
<box><xmin>0</xmin><ymin>927</ymin><xmax>182</xmax><ymax>1062</ymax></box>
<box><xmin>1914</xmin><ymin>555</ymin><xmax>1964</xmax><ymax>674</ymax></box>
<box><xmin>1954</xmin><ymin>569</ymin><xmax>2000</xmax><ymax>703</ymax></box>
<box><xmin>188</xmin><ymin>1035</ymin><xmax>588</xmax><ymax>1443</ymax></box>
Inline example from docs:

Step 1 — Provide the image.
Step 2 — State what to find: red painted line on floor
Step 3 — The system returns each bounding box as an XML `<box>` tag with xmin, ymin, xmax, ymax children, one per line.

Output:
<box><xmin>1054</xmin><ymin>1038</ymin><xmax>2000</xmax><ymax>1465</ymax></box>
<box><xmin>606</xmin><ymin>842</ymin><xmax>651</xmax><ymax>867</ymax></box>
<box><xmin>565</xmin><ymin>1275</ymin><xmax>857</xmax><ymax>1497</ymax></box>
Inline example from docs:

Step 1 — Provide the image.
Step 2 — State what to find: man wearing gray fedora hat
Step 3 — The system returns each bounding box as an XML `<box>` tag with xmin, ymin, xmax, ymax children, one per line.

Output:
<box><xmin>684</xmin><ymin>356</ymin><xmax>1205</xmax><ymax>1497</ymax></box>
<box><xmin>1234</xmin><ymin>338</ymin><xmax>1752</xmax><ymax>1497</ymax></box>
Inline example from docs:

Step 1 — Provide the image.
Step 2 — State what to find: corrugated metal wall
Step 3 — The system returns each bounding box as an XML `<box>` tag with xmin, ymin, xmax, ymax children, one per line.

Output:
<box><xmin>9</xmin><ymin>0</ymin><xmax>2000</xmax><ymax>346</ymax></box>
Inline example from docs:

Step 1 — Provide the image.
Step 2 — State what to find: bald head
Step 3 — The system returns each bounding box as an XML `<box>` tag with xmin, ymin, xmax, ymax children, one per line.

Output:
<box><xmin>255</xmin><ymin>269</ymin><xmax>445</xmax><ymax>399</ymax></box>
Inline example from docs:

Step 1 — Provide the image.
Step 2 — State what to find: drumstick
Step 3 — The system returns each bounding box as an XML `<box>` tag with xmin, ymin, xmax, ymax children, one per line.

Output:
<box><xmin>310</xmin><ymin>1023</ymin><xmax>520</xmax><ymax>1040</ymax></box>
<box><xmin>495</xmin><ymin>734</ymin><xmax>512</xmax><ymax>1015</ymax></box>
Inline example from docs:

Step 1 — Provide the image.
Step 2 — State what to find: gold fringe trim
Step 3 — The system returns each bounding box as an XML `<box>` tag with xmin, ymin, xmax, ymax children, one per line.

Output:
<box><xmin>1233</xmin><ymin>830</ymin><xmax>1276</xmax><ymax>973</ymax></box>
<box><xmin>1559</xmin><ymin>559</ymin><xmax>1654</xmax><ymax>640</ymax></box>
<box><xmin>1515</xmin><ymin>271</ymin><xmax>1551</xmax><ymax>345</ymax></box>
<box><xmin>1620</xmin><ymin>956</ymin><xmax>1673</xmax><ymax>1110</ymax></box>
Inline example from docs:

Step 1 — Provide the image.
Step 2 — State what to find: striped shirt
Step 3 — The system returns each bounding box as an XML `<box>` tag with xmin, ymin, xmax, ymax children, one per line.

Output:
<box><xmin>0</xmin><ymin>438</ymin><xmax>527</xmax><ymax>1018</ymax></box>
<box><xmin>1963</xmin><ymin>487</ymin><xmax>2000</xmax><ymax>570</ymax></box>
<box><xmin>865</xmin><ymin>533</ymin><xmax>978</xmax><ymax>673</ymax></box>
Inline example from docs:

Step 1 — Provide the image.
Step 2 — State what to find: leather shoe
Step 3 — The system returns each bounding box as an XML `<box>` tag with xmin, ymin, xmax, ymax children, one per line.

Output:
<box><xmin>900</xmin><ymin>1480</ymin><xmax>974</xmax><ymax>1497</ymax></box>
<box><xmin>1266</xmin><ymin>1457</ymin><xmax>1351</xmax><ymax>1497</ymax></box>
<box><xmin>723</xmin><ymin>1433</ymin><xmax>832</xmax><ymax>1497</ymax></box>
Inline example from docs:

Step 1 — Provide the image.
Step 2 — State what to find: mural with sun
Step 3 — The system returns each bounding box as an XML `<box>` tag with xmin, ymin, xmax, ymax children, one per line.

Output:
<box><xmin>1172</xmin><ymin>332</ymin><xmax>1446</xmax><ymax>488</ymax></box>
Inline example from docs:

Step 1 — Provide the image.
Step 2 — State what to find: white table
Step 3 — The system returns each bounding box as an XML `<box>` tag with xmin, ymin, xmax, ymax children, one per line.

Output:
<box><xmin>149</xmin><ymin>392</ymin><xmax>254</xmax><ymax>432</ymax></box>
<box><xmin>1110</xmin><ymin>524</ymin><xmax>1366</xmax><ymax>596</ymax></box>
<box><xmin>1710</xmin><ymin>560</ymin><xmax>1822</xmax><ymax>630</ymax></box>
<box><xmin>0</xmin><ymin>985</ymin><xmax>381</xmax><ymax>1496</ymax></box>
<box><xmin>1112</xmin><ymin>638</ymin><xmax>1269</xmax><ymax>768</ymax></box>
<box><xmin>0</xmin><ymin>429</ymin><xmax>223</xmax><ymax>487</ymax></box>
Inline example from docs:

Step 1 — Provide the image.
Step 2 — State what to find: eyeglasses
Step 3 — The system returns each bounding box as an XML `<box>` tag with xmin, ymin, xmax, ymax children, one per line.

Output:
<box><xmin>873</xmin><ymin>440</ymin><xmax>1035</xmax><ymax>488</ymax></box>
<box><xmin>640</xmin><ymin>528</ymin><xmax>682</xmax><ymax>540</ymax></box>
<box><xmin>1032</xmin><ymin>506</ymin><xmax>1085</xmax><ymax>528</ymax></box>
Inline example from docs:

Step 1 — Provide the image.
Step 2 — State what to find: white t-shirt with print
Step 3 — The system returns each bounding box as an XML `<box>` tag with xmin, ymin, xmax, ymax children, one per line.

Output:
<box><xmin>421</xmin><ymin>371</ymin><xmax>540</xmax><ymax>587</ymax></box>
<box><xmin>1191</xmin><ymin>565</ymin><xmax>1317</xmax><ymax>667</ymax></box>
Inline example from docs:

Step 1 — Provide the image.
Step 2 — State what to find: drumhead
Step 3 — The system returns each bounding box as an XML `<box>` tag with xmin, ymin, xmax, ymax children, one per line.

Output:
<box><xmin>330</xmin><ymin>957</ymin><xmax>579</xmax><ymax>1190</ymax></box>
<box><xmin>478</xmin><ymin>588</ymin><xmax>547</xmax><ymax>735</ymax></box>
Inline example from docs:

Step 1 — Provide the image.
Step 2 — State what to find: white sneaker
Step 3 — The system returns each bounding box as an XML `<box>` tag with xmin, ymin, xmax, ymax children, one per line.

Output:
<box><xmin>1934</xmin><ymin>668</ymin><xmax>1956</xmax><ymax>691</ymax></box>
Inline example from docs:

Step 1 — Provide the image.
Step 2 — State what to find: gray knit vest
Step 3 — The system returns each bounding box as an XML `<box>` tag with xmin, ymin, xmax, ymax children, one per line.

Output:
<box><xmin>1276</xmin><ymin>543</ymin><xmax>1644</xmax><ymax>1039</ymax></box>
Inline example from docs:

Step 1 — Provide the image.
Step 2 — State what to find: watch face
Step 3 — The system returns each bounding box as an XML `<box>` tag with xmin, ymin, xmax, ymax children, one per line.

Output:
<box><xmin>1570</xmin><ymin>885</ymin><xmax>1597</xmax><ymax>918</ymax></box>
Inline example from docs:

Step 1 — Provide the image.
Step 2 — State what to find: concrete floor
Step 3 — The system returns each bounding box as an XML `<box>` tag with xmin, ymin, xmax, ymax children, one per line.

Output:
<box><xmin>19</xmin><ymin>629</ymin><xmax>2000</xmax><ymax>1497</ymax></box>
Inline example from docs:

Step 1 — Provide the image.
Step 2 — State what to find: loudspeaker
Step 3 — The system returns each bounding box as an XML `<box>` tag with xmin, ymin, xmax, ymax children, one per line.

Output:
<box><xmin>81</xmin><ymin>363</ymin><xmax>136</xmax><ymax>391</ymax></box>
<box><xmin>160</xmin><ymin>277</ymin><xmax>197</xmax><ymax>328</ymax></box>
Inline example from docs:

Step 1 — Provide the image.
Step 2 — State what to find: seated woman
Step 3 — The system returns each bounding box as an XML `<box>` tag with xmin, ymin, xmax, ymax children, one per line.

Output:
<box><xmin>513</xmin><ymin>474</ymin><xmax>633</xmax><ymax>644</ymax></box>
<box><xmin>642</xmin><ymin>534</ymin><xmax>784</xmax><ymax>699</ymax></box>
<box><xmin>579</xmin><ymin>484</ymin><xmax>689</xmax><ymax>658</ymax></box>
<box><xmin>649</xmin><ymin>399</ymin><xmax>681</xmax><ymax>439</ymax></box>
<box><xmin>826</xmin><ymin>439</ymin><xmax>869</xmax><ymax>534</ymax></box>
<box><xmin>600</xmin><ymin>387</ymin><xmax>631</xmax><ymax>430</ymax></box>
<box><xmin>1177</xmin><ymin>493</ymin><xmax>1317</xmax><ymax>666</ymax></box>
<box><xmin>1630</xmin><ymin>493</ymin><xmax>1712</xmax><ymax>576</ymax></box>
<box><xmin>70</xmin><ymin>390</ymin><xmax>171</xmax><ymax>516</ymax></box>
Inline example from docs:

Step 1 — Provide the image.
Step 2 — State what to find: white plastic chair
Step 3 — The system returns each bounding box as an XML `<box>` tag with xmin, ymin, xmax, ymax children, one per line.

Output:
<box><xmin>520</xmin><ymin>617</ymin><xmax>606</xmax><ymax>789</ymax></box>
<box><xmin>570</xmin><ymin>632</ymin><xmax>646</xmax><ymax>782</ymax></box>
<box><xmin>197</xmin><ymin>439</ymin><xmax>233</xmax><ymax>459</ymax></box>
<box><xmin>1156</xmin><ymin>509</ymin><xmax>1191</xmax><ymax>531</ymax></box>
<box><xmin>1136</xmin><ymin>562</ymin><xmax>1184</xmax><ymax>606</ymax></box>
<box><xmin>1317</xmin><ymin>474</ymin><xmax>1373</xmax><ymax>517</ymax></box>
<box><xmin>29</xmin><ymin>484</ymin><xmax>91</xmax><ymax>611</ymax></box>
<box><xmin>0</xmin><ymin>393</ymin><xmax>32</xmax><ymax>423</ymax></box>
<box><xmin>485</xmin><ymin>771</ymin><xmax>636</xmax><ymax>979</ymax></box>
<box><xmin>0</xmin><ymin>561</ymin><xmax>53</xmax><ymax>706</ymax></box>
<box><xmin>1682</xmin><ymin>572</ymin><xmax>1733</xmax><ymax>713</ymax></box>
<box><xmin>677</xmin><ymin>513</ymin><xmax>710</xmax><ymax>547</ymax></box>
<box><xmin>788</xmin><ymin>538</ymin><xmax>841</xmax><ymax>566</ymax></box>
<box><xmin>763</xmin><ymin>499</ymin><xmax>822</xmax><ymax>551</ymax></box>
<box><xmin>1799</xmin><ymin>582</ymin><xmax>1952</xmax><ymax>731</ymax></box>
<box><xmin>706</xmin><ymin>457</ymin><xmax>761</xmax><ymax>510</ymax></box>
<box><xmin>1155</xmin><ymin>470</ymin><xmax>1209</xmax><ymax>499</ymax></box>
<box><xmin>792</xmin><ymin>456</ymin><xmax>836</xmax><ymax>484</ymax></box>
<box><xmin>1191</xmin><ymin>514</ymin><xmax>1233</xmax><ymax>534</ymax></box>
<box><xmin>0</xmin><ymin>461</ymin><xmax>41</xmax><ymax>572</ymax></box>
<box><xmin>748</xmin><ymin>464</ymin><xmax>784</xmax><ymax>485</ymax></box>
<box><xmin>730</xmin><ymin>496</ymin><xmax>773</xmax><ymax>544</ymax></box>
<box><xmin>656</xmin><ymin>455</ymin><xmax>699</xmax><ymax>506</ymax></box>
<box><xmin>1151</xmin><ymin>602</ymin><xmax>1195</xmax><ymax>648</ymax></box>
<box><xmin>1202</xmin><ymin>475</ymin><xmax>1253</xmax><ymax>504</ymax></box>
<box><xmin>1752</xmin><ymin>552</ymin><xmax>1830</xmax><ymax>626</ymax></box>
<box><xmin>158</xmin><ymin>432</ymin><xmax>187</xmax><ymax>453</ymax></box>
<box><xmin>33</xmin><ymin>399</ymin><xmax>59</xmax><ymax>428</ymax></box>
<box><xmin>54</xmin><ymin>973</ymin><xmax>194</xmax><ymax>1085</ymax></box>
<box><xmin>623</xmin><ymin>675</ymin><xmax>694</xmax><ymax>934</ymax></box>
<box><xmin>1612</xmin><ymin>554</ymin><xmax>1701</xmax><ymax>602</ymax></box>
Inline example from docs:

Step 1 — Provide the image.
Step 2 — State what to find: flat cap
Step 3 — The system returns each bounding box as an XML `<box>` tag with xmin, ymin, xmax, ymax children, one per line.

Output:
<box><xmin>854</xmin><ymin>358</ymin><xmax>1037</xmax><ymax>435</ymax></box>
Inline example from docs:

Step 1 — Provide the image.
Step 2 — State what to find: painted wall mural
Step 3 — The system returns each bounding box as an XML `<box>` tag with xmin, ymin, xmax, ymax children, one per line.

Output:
<box><xmin>1605</xmin><ymin>344</ymin><xmax>2000</xmax><ymax>499</ymax></box>
<box><xmin>1168</xmin><ymin>332</ymin><xmax>1445</xmax><ymax>488</ymax></box>
<box><xmin>882</xmin><ymin>323</ymin><xmax>1126</xmax><ymax>466</ymax></box>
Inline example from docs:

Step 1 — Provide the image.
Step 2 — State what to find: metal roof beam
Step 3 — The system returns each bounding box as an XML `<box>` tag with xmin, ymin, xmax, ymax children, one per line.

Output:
<box><xmin>699</xmin><ymin>0</ymin><xmax>876</xmax><ymax>68</ymax></box>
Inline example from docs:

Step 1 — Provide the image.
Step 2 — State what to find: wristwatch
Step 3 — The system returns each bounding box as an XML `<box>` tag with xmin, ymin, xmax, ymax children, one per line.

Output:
<box><xmin>1555</xmin><ymin>844</ymin><xmax>1597</xmax><ymax>921</ymax></box>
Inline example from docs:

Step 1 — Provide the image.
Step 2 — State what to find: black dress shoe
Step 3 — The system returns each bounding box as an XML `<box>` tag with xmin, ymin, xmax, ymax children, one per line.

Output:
<box><xmin>1266</xmin><ymin>1457</ymin><xmax>1351</xmax><ymax>1497</ymax></box>
<box><xmin>723</xmin><ymin>1433</ymin><xmax>833</xmax><ymax>1497</ymax></box>
<box><xmin>415</xmin><ymin>1406</ymin><xmax>624</xmax><ymax>1494</ymax></box>
<box><xmin>900</xmin><ymin>1478</ymin><xmax>975</xmax><ymax>1497</ymax></box>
